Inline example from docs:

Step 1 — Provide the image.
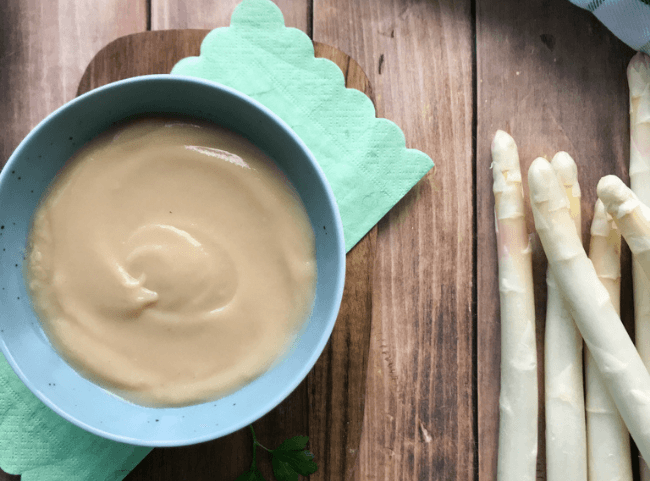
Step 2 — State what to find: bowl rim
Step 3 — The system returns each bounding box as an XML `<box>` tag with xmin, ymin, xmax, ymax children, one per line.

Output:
<box><xmin>0</xmin><ymin>74</ymin><xmax>346</xmax><ymax>446</ymax></box>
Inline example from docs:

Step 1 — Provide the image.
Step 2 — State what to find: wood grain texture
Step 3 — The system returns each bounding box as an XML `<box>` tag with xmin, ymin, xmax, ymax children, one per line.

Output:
<box><xmin>313</xmin><ymin>1</ymin><xmax>475</xmax><ymax>480</ymax></box>
<box><xmin>476</xmin><ymin>0</ymin><xmax>636</xmax><ymax>479</ymax></box>
<box><xmin>76</xmin><ymin>30</ymin><xmax>209</xmax><ymax>94</ymax></box>
<box><xmin>0</xmin><ymin>0</ymin><xmax>147</xmax><ymax>167</ymax></box>
<box><xmin>75</xmin><ymin>30</ymin><xmax>374</xmax><ymax>481</ymax></box>
<box><xmin>152</xmin><ymin>0</ymin><xmax>310</xmax><ymax>34</ymax></box>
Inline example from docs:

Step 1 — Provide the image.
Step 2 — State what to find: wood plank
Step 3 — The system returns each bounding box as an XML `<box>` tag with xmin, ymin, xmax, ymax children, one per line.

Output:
<box><xmin>476</xmin><ymin>0</ymin><xmax>637</xmax><ymax>479</ymax></box>
<box><xmin>314</xmin><ymin>1</ymin><xmax>475</xmax><ymax>480</ymax></box>
<box><xmin>76</xmin><ymin>30</ymin><xmax>210</xmax><ymax>94</ymax></box>
<box><xmin>151</xmin><ymin>0</ymin><xmax>310</xmax><ymax>35</ymax></box>
<box><xmin>76</xmin><ymin>30</ymin><xmax>374</xmax><ymax>481</ymax></box>
<box><xmin>0</xmin><ymin>1</ymin><xmax>146</xmax><ymax>480</ymax></box>
<box><xmin>0</xmin><ymin>0</ymin><xmax>147</xmax><ymax>168</ymax></box>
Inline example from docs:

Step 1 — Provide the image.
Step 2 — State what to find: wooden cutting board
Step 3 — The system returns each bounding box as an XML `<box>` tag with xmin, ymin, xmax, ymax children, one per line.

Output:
<box><xmin>77</xmin><ymin>30</ymin><xmax>375</xmax><ymax>481</ymax></box>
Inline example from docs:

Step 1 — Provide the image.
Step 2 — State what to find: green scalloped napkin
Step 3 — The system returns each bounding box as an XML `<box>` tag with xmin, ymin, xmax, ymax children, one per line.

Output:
<box><xmin>0</xmin><ymin>362</ymin><xmax>149</xmax><ymax>480</ymax></box>
<box><xmin>172</xmin><ymin>0</ymin><xmax>433</xmax><ymax>252</ymax></box>
<box><xmin>0</xmin><ymin>0</ymin><xmax>433</xmax><ymax>479</ymax></box>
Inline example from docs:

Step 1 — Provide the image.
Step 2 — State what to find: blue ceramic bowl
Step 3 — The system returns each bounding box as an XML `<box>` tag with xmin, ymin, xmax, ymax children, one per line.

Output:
<box><xmin>0</xmin><ymin>75</ymin><xmax>345</xmax><ymax>446</ymax></box>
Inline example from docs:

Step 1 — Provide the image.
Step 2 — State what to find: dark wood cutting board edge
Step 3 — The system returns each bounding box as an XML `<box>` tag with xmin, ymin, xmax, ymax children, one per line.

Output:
<box><xmin>77</xmin><ymin>30</ymin><xmax>376</xmax><ymax>481</ymax></box>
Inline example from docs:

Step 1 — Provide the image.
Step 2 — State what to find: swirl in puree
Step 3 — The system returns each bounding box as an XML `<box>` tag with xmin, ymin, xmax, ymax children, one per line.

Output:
<box><xmin>26</xmin><ymin>118</ymin><xmax>317</xmax><ymax>407</ymax></box>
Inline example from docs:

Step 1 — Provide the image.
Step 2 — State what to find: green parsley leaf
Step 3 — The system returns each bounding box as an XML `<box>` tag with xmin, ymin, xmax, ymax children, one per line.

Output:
<box><xmin>271</xmin><ymin>455</ymin><xmax>299</xmax><ymax>481</ymax></box>
<box><xmin>275</xmin><ymin>436</ymin><xmax>310</xmax><ymax>452</ymax></box>
<box><xmin>271</xmin><ymin>449</ymin><xmax>318</xmax><ymax>477</ymax></box>
<box><xmin>236</xmin><ymin>426</ymin><xmax>318</xmax><ymax>481</ymax></box>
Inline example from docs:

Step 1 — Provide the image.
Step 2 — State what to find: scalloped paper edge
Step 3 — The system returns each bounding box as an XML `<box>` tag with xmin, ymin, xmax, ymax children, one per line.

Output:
<box><xmin>172</xmin><ymin>0</ymin><xmax>434</xmax><ymax>252</ymax></box>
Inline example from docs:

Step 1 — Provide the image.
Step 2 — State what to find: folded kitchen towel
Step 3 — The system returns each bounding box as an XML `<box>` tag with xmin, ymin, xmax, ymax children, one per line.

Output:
<box><xmin>569</xmin><ymin>0</ymin><xmax>650</xmax><ymax>53</ymax></box>
<box><xmin>0</xmin><ymin>0</ymin><xmax>433</xmax><ymax>480</ymax></box>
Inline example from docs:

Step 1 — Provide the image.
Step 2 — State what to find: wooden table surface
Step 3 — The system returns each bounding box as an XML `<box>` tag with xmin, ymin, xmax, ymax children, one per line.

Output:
<box><xmin>0</xmin><ymin>0</ymin><xmax>640</xmax><ymax>480</ymax></box>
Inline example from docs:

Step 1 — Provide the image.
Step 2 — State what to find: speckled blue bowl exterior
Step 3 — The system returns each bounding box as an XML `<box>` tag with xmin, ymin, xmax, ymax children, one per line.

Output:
<box><xmin>0</xmin><ymin>75</ymin><xmax>345</xmax><ymax>447</ymax></box>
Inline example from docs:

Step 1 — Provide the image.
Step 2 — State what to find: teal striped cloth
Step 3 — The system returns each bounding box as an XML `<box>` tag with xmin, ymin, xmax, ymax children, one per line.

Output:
<box><xmin>569</xmin><ymin>0</ymin><xmax>650</xmax><ymax>53</ymax></box>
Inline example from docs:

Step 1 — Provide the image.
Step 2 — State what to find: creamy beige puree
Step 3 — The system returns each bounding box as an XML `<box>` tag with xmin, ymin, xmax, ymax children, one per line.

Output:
<box><xmin>26</xmin><ymin>118</ymin><xmax>317</xmax><ymax>407</ymax></box>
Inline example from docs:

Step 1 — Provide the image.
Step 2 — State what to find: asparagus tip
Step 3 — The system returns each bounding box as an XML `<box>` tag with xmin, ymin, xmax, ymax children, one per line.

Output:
<box><xmin>528</xmin><ymin>157</ymin><xmax>560</xmax><ymax>205</ymax></box>
<box><xmin>591</xmin><ymin>199</ymin><xmax>613</xmax><ymax>237</ymax></box>
<box><xmin>597</xmin><ymin>176</ymin><xmax>638</xmax><ymax>219</ymax></box>
<box><xmin>627</xmin><ymin>52</ymin><xmax>650</xmax><ymax>96</ymax></box>
<box><xmin>491</xmin><ymin>130</ymin><xmax>520</xmax><ymax>180</ymax></box>
<box><xmin>551</xmin><ymin>151</ymin><xmax>578</xmax><ymax>187</ymax></box>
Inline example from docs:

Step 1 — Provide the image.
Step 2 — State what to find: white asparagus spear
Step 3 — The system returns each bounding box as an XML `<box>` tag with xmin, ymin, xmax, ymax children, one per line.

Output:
<box><xmin>528</xmin><ymin>157</ymin><xmax>650</xmax><ymax>465</ymax></box>
<box><xmin>598</xmin><ymin>175</ymin><xmax>650</xmax><ymax>283</ymax></box>
<box><xmin>586</xmin><ymin>199</ymin><xmax>632</xmax><ymax>481</ymax></box>
<box><xmin>492</xmin><ymin>130</ymin><xmax>538</xmax><ymax>481</ymax></box>
<box><xmin>545</xmin><ymin>152</ymin><xmax>587</xmax><ymax>481</ymax></box>
<box><xmin>628</xmin><ymin>51</ymin><xmax>650</xmax><ymax>481</ymax></box>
